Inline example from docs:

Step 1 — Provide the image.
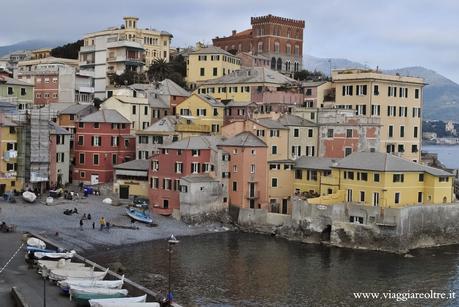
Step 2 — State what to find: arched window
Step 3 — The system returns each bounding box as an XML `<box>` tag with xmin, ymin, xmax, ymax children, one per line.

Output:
<box><xmin>294</xmin><ymin>62</ymin><xmax>299</xmax><ymax>72</ymax></box>
<box><xmin>271</xmin><ymin>57</ymin><xmax>276</xmax><ymax>70</ymax></box>
<box><xmin>257</xmin><ymin>42</ymin><xmax>263</xmax><ymax>54</ymax></box>
<box><xmin>286</xmin><ymin>44</ymin><xmax>291</xmax><ymax>55</ymax></box>
<box><xmin>274</xmin><ymin>42</ymin><xmax>280</xmax><ymax>54</ymax></box>
<box><xmin>277</xmin><ymin>58</ymin><xmax>282</xmax><ymax>71</ymax></box>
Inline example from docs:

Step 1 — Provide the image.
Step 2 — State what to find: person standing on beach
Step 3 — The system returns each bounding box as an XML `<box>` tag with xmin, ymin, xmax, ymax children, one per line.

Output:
<box><xmin>99</xmin><ymin>217</ymin><xmax>106</xmax><ymax>231</ymax></box>
<box><xmin>79</xmin><ymin>218</ymin><xmax>84</xmax><ymax>231</ymax></box>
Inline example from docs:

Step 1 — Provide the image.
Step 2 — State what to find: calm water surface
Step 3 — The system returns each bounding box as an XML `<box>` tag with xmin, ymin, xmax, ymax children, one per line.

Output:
<box><xmin>88</xmin><ymin>232</ymin><xmax>459</xmax><ymax>307</ymax></box>
<box><xmin>423</xmin><ymin>145</ymin><xmax>459</xmax><ymax>169</ymax></box>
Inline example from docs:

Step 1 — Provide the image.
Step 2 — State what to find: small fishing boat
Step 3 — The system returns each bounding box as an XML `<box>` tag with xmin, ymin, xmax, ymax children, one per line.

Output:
<box><xmin>49</xmin><ymin>267</ymin><xmax>108</xmax><ymax>281</ymax></box>
<box><xmin>34</xmin><ymin>250</ymin><xmax>75</xmax><ymax>260</ymax></box>
<box><xmin>58</xmin><ymin>276</ymin><xmax>124</xmax><ymax>293</ymax></box>
<box><xmin>37</xmin><ymin>259</ymin><xmax>86</xmax><ymax>273</ymax></box>
<box><xmin>27</xmin><ymin>237</ymin><xmax>46</xmax><ymax>249</ymax></box>
<box><xmin>69</xmin><ymin>286</ymin><xmax>128</xmax><ymax>303</ymax></box>
<box><xmin>126</xmin><ymin>206</ymin><xmax>153</xmax><ymax>224</ymax></box>
<box><xmin>27</xmin><ymin>246</ymin><xmax>57</xmax><ymax>253</ymax></box>
<box><xmin>22</xmin><ymin>191</ymin><xmax>37</xmax><ymax>203</ymax></box>
<box><xmin>89</xmin><ymin>295</ymin><xmax>147</xmax><ymax>307</ymax></box>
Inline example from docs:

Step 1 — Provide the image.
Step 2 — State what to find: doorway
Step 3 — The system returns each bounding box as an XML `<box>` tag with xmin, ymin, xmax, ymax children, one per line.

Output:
<box><xmin>119</xmin><ymin>185</ymin><xmax>129</xmax><ymax>199</ymax></box>
<box><xmin>282</xmin><ymin>199</ymin><xmax>288</xmax><ymax>214</ymax></box>
<box><xmin>346</xmin><ymin>189</ymin><xmax>353</xmax><ymax>202</ymax></box>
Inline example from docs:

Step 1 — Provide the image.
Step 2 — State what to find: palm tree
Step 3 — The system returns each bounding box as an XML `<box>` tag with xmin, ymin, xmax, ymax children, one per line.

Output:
<box><xmin>148</xmin><ymin>58</ymin><xmax>171</xmax><ymax>82</ymax></box>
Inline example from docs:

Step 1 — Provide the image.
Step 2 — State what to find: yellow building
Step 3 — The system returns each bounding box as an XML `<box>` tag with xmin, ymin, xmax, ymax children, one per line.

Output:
<box><xmin>293</xmin><ymin>157</ymin><xmax>338</xmax><ymax>196</ymax></box>
<box><xmin>294</xmin><ymin>152</ymin><xmax>454</xmax><ymax>208</ymax></box>
<box><xmin>113</xmin><ymin>159</ymin><xmax>149</xmax><ymax>199</ymax></box>
<box><xmin>186</xmin><ymin>45</ymin><xmax>240</xmax><ymax>88</ymax></box>
<box><xmin>0</xmin><ymin>114</ymin><xmax>22</xmax><ymax>194</ymax></box>
<box><xmin>331</xmin><ymin>69</ymin><xmax>425</xmax><ymax>162</ymax></box>
<box><xmin>268</xmin><ymin>160</ymin><xmax>294</xmax><ymax>214</ymax></box>
<box><xmin>175</xmin><ymin>93</ymin><xmax>224</xmax><ymax>134</ymax></box>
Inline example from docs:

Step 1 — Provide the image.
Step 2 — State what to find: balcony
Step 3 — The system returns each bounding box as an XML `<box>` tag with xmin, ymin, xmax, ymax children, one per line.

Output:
<box><xmin>79</xmin><ymin>60</ymin><xmax>95</xmax><ymax>67</ymax></box>
<box><xmin>78</xmin><ymin>86</ymin><xmax>95</xmax><ymax>93</ymax></box>
<box><xmin>175</xmin><ymin>123</ymin><xmax>211</xmax><ymax>133</ymax></box>
<box><xmin>3</xmin><ymin>150</ymin><xmax>17</xmax><ymax>161</ymax></box>
<box><xmin>246</xmin><ymin>191</ymin><xmax>260</xmax><ymax>199</ymax></box>
<box><xmin>107</xmin><ymin>40</ymin><xmax>144</xmax><ymax>50</ymax></box>
<box><xmin>80</xmin><ymin>45</ymin><xmax>95</xmax><ymax>53</ymax></box>
<box><xmin>106</xmin><ymin>56</ymin><xmax>145</xmax><ymax>65</ymax></box>
<box><xmin>0</xmin><ymin>171</ymin><xmax>17</xmax><ymax>179</ymax></box>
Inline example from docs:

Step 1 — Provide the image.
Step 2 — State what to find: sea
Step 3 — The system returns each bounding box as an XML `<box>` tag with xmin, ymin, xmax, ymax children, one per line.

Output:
<box><xmin>423</xmin><ymin>145</ymin><xmax>459</xmax><ymax>169</ymax></box>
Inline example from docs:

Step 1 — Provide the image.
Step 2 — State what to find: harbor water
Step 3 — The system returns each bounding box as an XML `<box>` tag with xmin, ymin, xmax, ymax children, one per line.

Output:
<box><xmin>423</xmin><ymin>145</ymin><xmax>459</xmax><ymax>169</ymax></box>
<box><xmin>87</xmin><ymin>232</ymin><xmax>459</xmax><ymax>306</ymax></box>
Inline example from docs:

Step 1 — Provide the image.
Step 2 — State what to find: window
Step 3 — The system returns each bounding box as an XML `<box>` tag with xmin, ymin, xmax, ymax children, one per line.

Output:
<box><xmin>256</xmin><ymin>130</ymin><xmax>265</xmax><ymax>137</ymax></box>
<box><xmin>78</xmin><ymin>122</ymin><xmax>84</xmax><ymax>128</ymax></box>
<box><xmin>191</xmin><ymin>162</ymin><xmax>200</xmax><ymax>174</ymax></box>
<box><xmin>400</xmin><ymin>126</ymin><xmax>405</xmax><ymax>138</ymax></box>
<box><xmin>293</xmin><ymin>128</ymin><xmax>299</xmax><ymax>137</ymax></box>
<box><xmin>360</xmin><ymin>172</ymin><xmax>368</xmax><ymax>181</ymax></box>
<box><xmin>192</xmin><ymin>149</ymin><xmax>200</xmax><ymax>157</ymax></box>
<box><xmin>271</xmin><ymin>178</ymin><xmax>278</xmax><ymax>187</ymax></box>
<box><xmin>271</xmin><ymin>145</ymin><xmax>277</xmax><ymax>155</ymax></box>
<box><xmin>79</xmin><ymin>153</ymin><xmax>85</xmax><ymax>164</ymax></box>
<box><xmin>112</xmin><ymin>154</ymin><xmax>117</xmax><ymax>165</ymax></box>
<box><xmin>213</xmin><ymin>108</ymin><xmax>218</xmax><ymax>116</ymax></box>
<box><xmin>94</xmin><ymin>122</ymin><xmax>99</xmax><ymax>128</ymax></box>
<box><xmin>439</xmin><ymin>177</ymin><xmax>449</xmax><ymax>182</ymax></box>
<box><xmin>387</xmin><ymin>106</ymin><xmax>396</xmax><ymax>116</ymax></box>
<box><xmin>144</xmin><ymin>106</ymin><xmax>148</xmax><ymax>115</ymax></box>
<box><xmin>175</xmin><ymin>162</ymin><xmax>183</xmax><ymax>174</ymax></box>
<box><xmin>132</xmin><ymin>105</ymin><xmax>136</xmax><ymax>114</ymax></box>
<box><xmin>308</xmin><ymin>129</ymin><xmax>313</xmax><ymax>137</ymax></box>
<box><xmin>346</xmin><ymin>129</ymin><xmax>353</xmax><ymax>138</ymax></box>
<box><xmin>412</xmin><ymin>145</ymin><xmax>418</xmax><ymax>153</ymax></box>
<box><xmin>327</xmin><ymin>129</ymin><xmax>333</xmax><ymax>138</ymax></box>
<box><xmin>295</xmin><ymin>170</ymin><xmax>303</xmax><ymax>179</ymax></box>
<box><xmin>395</xmin><ymin>192</ymin><xmax>400</xmax><ymax>204</ymax></box>
<box><xmin>213</xmin><ymin>67</ymin><xmax>218</xmax><ymax>76</ymax></box>
<box><xmin>388</xmin><ymin>126</ymin><xmax>394</xmax><ymax>138</ymax></box>
<box><xmin>92</xmin><ymin>136</ymin><xmax>101</xmax><ymax>147</ymax></box>
<box><xmin>151</xmin><ymin>160</ymin><xmax>159</xmax><ymax>171</ymax></box>
<box><xmin>356</xmin><ymin>85</ymin><xmax>367</xmax><ymax>96</ymax></box>
<box><xmin>93</xmin><ymin>154</ymin><xmax>99</xmax><ymax>165</ymax></box>
<box><xmin>342</xmin><ymin>85</ymin><xmax>353</xmax><ymax>96</ymax></box>
<box><xmin>251</xmin><ymin>149</ymin><xmax>256</xmax><ymax>155</ymax></box>
<box><xmin>419</xmin><ymin>173</ymin><xmax>424</xmax><ymax>182</ymax></box>
<box><xmin>388</xmin><ymin>86</ymin><xmax>397</xmax><ymax>97</ymax></box>
<box><xmin>415</xmin><ymin>88</ymin><xmax>420</xmax><ymax>99</ymax></box>
<box><xmin>398</xmin><ymin>144</ymin><xmax>404</xmax><ymax>153</ymax></box>
<box><xmin>232</xmin><ymin>181</ymin><xmax>237</xmax><ymax>191</ymax></box>
<box><xmin>125</xmin><ymin>139</ymin><xmax>129</xmax><ymax>147</ymax></box>
<box><xmin>250</xmin><ymin>164</ymin><xmax>256</xmax><ymax>174</ymax></box>
<box><xmin>393</xmin><ymin>174</ymin><xmax>404</xmax><ymax>182</ymax></box>
<box><xmin>211</xmin><ymin>124</ymin><xmax>220</xmax><ymax>133</ymax></box>
<box><xmin>374</xmin><ymin>173</ymin><xmax>380</xmax><ymax>182</ymax></box>
<box><xmin>360</xmin><ymin>191</ymin><xmax>365</xmax><ymax>202</ymax></box>
<box><xmin>78</xmin><ymin>135</ymin><xmax>84</xmax><ymax>145</ymax></box>
<box><xmin>344</xmin><ymin>171</ymin><xmax>354</xmax><ymax>180</ymax></box>
<box><xmin>371</xmin><ymin>105</ymin><xmax>381</xmax><ymax>116</ymax></box>
<box><xmin>344</xmin><ymin>147</ymin><xmax>352</xmax><ymax>156</ymax></box>
<box><xmin>200</xmin><ymin>68</ymin><xmax>205</xmax><ymax>76</ymax></box>
<box><xmin>80</xmin><ymin>171</ymin><xmax>85</xmax><ymax>178</ymax></box>
<box><xmin>7</xmin><ymin>87</ymin><xmax>13</xmax><ymax>95</ymax></box>
<box><xmin>21</xmin><ymin>88</ymin><xmax>26</xmax><ymax>96</ymax></box>
<box><xmin>233</xmin><ymin>165</ymin><xmax>238</xmax><ymax>172</ymax></box>
<box><xmin>373</xmin><ymin>85</ymin><xmax>379</xmax><ymax>95</ymax></box>
<box><xmin>270</xmin><ymin>129</ymin><xmax>280</xmax><ymax>137</ymax></box>
<box><xmin>414</xmin><ymin>127</ymin><xmax>418</xmax><ymax>138</ymax></box>
<box><xmin>305</xmin><ymin>88</ymin><xmax>312</xmax><ymax>96</ymax></box>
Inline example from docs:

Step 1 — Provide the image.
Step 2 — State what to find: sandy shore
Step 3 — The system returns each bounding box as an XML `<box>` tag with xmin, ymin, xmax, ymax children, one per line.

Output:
<box><xmin>0</xmin><ymin>194</ymin><xmax>230</xmax><ymax>252</ymax></box>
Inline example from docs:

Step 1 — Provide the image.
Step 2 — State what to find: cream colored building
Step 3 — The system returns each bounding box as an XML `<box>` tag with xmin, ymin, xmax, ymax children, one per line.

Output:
<box><xmin>331</xmin><ymin>69</ymin><xmax>424</xmax><ymax>162</ymax></box>
<box><xmin>186</xmin><ymin>45</ymin><xmax>240</xmax><ymax>88</ymax></box>
<box><xmin>278</xmin><ymin>113</ymin><xmax>318</xmax><ymax>159</ymax></box>
<box><xmin>101</xmin><ymin>96</ymin><xmax>151</xmax><ymax>133</ymax></box>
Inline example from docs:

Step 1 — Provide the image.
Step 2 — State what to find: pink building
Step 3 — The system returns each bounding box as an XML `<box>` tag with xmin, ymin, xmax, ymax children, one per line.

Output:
<box><xmin>218</xmin><ymin>132</ymin><xmax>268</xmax><ymax>209</ymax></box>
<box><xmin>148</xmin><ymin>136</ymin><xmax>222</xmax><ymax>215</ymax></box>
<box><xmin>73</xmin><ymin>110</ymin><xmax>135</xmax><ymax>184</ymax></box>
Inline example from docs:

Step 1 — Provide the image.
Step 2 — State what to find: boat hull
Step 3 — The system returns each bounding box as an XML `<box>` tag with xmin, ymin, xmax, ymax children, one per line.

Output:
<box><xmin>126</xmin><ymin>208</ymin><xmax>153</xmax><ymax>223</ymax></box>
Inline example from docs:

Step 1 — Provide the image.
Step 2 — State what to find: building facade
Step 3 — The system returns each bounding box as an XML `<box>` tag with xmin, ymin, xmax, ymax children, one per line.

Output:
<box><xmin>73</xmin><ymin>110</ymin><xmax>135</xmax><ymax>184</ymax></box>
<box><xmin>49</xmin><ymin>122</ymin><xmax>71</xmax><ymax>187</ymax></box>
<box><xmin>0</xmin><ymin>114</ymin><xmax>22</xmax><ymax>194</ymax></box>
<box><xmin>212</xmin><ymin>15</ymin><xmax>305</xmax><ymax>74</ymax></box>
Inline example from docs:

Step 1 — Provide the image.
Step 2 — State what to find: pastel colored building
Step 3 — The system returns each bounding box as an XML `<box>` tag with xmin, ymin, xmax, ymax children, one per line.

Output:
<box><xmin>113</xmin><ymin>159</ymin><xmax>149</xmax><ymax>199</ymax></box>
<box><xmin>302</xmin><ymin>81</ymin><xmax>333</xmax><ymax>108</ymax></box>
<box><xmin>175</xmin><ymin>93</ymin><xmax>225</xmax><ymax>134</ymax></box>
<box><xmin>236</xmin><ymin>52</ymin><xmax>270</xmax><ymax>69</ymax></box>
<box><xmin>73</xmin><ymin>109</ymin><xmax>135</xmax><ymax>184</ymax></box>
<box><xmin>0</xmin><ymin>76</ymin><xmax>34</xmax><ymax>110</ymax></box>
<box><xmin>49</xmin><ymin>121</ymin><xmax>71</xmax><ymax>187</ymax></box>
<box><xmin>331</xmin><ymin>69</ymin><xmax>424</xmax><ymax>162</ymax></box>
<box><xmin>0</xmin><ymin>114</ymin><xmax>22</xmax><ymax>194</ymax></box>
<box><xmin>223</xmin><ymin>100</ymin><xmax>257</xmax><ymax>125</ymax></box>
<box><xmin>218</xmin><ymin>132</ymin><xmax>268</xmax><ymax>209</ymax></box>
<box><xmin>101</xmin><ymin>96</ymin><xmax>151</xmax><ymax>133</ymax></box>
<box><xmin>278</xmin><ymin>113</ymin><xmax>318</xmax><ymax>159</ymax></box>
<box><xmin>148</xmin><ymin>136</ymin><xmax>223</xmax><ymax>215</ymax></box>
<box><xmin>294</xmin><ymin>152</ymin><xmax>454</xmax><ymax>208</ymax></box>
<box><xmin>267</xmin><ymin>159</ymin><xmax>294</xmax><ymax>214</ymax></box>
<box><xmin>186</xmin><ymin>45</ymin><xmax>241</xmax><ymax>88</ymax></box>
<box><xmin>213</xmin><ymin>14</ymin><xmax>305</xmax><ymax>74</ymax></box>
<box><xmin>136</xmin><ymin>116</ymin><xmax>179</xmax><ymax>159</ymax></box>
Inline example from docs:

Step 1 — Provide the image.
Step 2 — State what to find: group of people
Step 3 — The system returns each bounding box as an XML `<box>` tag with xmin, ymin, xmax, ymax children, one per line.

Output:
<box><xmin>79</xmin><ymin>214</ymin><xmax>110</xmax><ymax>232</ymax></box>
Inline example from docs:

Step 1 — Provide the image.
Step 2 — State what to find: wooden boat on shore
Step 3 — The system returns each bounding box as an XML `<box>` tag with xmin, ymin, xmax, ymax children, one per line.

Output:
<box><xmin>37</xmin><ymin>259</ymin><xmax>86</xmax><ymax>274</ymax></box>
<box><xmin>27</xmin><ymin>237</ymin><xmax>46</xmax><ymax>249</ymax></box>
<box><xmin>70</xmin><ymin>286</ymin><xmax>128</xmax><ymax>302</ymax></box>
<box><xmin>58</xmin><ymin>276</ymin><xmax>124</xmax><ymax>292</ymax></box>
<box><xmin>93</xmin><ymin>303</ymin><xmax>160</xmax><ymax>307</ymax></box>
<box><xmin>49</xmin><ymin>267</ymin><xmax>108</xmax><ymax>281</ymax></box>
<box><xmin>34</xmin><ymin>250</ymin><xmax>75</xmax><ymax>260</ymax></box>
<box><xmin>89</xmin><ymin>295</ymin><xmax>147</xmax><ymax>307</ymax></box>
<box><xmin>126</xmin><ymin>206</ymin><xmax>153</xmax><ymax>224</ymax></box>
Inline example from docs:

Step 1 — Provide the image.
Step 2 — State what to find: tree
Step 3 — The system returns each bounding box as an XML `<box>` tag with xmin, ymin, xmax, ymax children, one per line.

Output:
<box><xmin>109</xmin><ymin>69</ymin><xmax>147</xmax><ymax>86</ymax></box>
<box><xmin>93</xmin><ymin>97</ymin><xmax>103</xmax><ymax>110</ymax></box>
<box><xmin>147</xmin><ymin>58</ymin><xmax>171</xmax><ymax>82</ymax></box>
<box><xmin>294</xmin><ymin>69</ymin><xmax>330</xmax><ymax>81</ymax></box>
<box><xmin>146</xmin><ymin>56</ymin><xmax>187</xmax><ymax>87</ymax></box>
<box><xmin>50</xmin><ymin>40</ymin><xmax>84</xmax><ymax>59</ymax></box>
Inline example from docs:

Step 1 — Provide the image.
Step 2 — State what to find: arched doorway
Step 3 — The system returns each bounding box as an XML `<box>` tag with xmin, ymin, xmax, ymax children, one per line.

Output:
<box><xmin>271</xmin><ymin>57</ymin><xmax>276</xmax><ymax>70</ymax></box>
<box><xmin>276</xmin><ymin>58</ymin><xmax>282</xmax><ymax>70</ymax></box>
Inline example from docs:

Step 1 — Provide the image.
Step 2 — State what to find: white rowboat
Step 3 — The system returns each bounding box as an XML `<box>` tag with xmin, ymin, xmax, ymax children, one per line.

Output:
<box><xmin>58</xmin><ymin>276</ymin><xmax>124</xmax><ymax>290</ymax></box>
<box><xmin>89</xmin><ymin>295</ymin><xmax>147</xmax><ymax>307</ymax></box>
<box><xmin>27</xmin><ymin>238</ymin><xmax>46</xmax><ymax>249</ymax></box>
<box><xmin>70</xmin><ymin>286</ymin><xmax>128</xmax><ymax>301</ymax></box>
<box><xmin>49</xmin><ymin>268</ymin><xmax>108</xmax><ymax>281</ymax></box>
<box><xmin>34</xmin><ymin>250</ymin><xmax>75</xmax><ymax>259</ymax></box>
<box><xmin>37</xmin><ymin>259</ymin><xmax>85</xmax><ymax>270</ymax></box>
<box><xmin>94</xmin><ymin>303</ymin><xmax>160</xmax><ymax>307</ymax></box>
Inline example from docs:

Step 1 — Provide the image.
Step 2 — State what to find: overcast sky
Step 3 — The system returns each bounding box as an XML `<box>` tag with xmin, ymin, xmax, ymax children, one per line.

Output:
<box><xmin>2</xmin><ymin>0</ymin><xmax>458</xmax><ymax>82</ymax></box>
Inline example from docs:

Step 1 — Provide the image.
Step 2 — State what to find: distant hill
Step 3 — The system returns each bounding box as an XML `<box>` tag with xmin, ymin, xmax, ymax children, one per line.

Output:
<box><xmin>304</xmin><ymin>54</ymin><xmax>459</xmax><ymax>121</ymax></box>
<box><xmin>0</xmin><ymin>40</ymin><xmax>64</xmax><ymax>57</ymax></box>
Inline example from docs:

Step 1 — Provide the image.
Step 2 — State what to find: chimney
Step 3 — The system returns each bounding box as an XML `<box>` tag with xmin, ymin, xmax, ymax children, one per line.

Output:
<box><xmin>232</xmin><ymin>30</ymin><xmax>237</xmax><ymax>36</ymax></box>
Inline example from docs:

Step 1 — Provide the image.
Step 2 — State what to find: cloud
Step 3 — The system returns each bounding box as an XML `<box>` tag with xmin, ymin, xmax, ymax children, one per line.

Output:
<box><xmin>0</xmin><ymin>0</ymin><xmax>457</xmax><ymax>82</ymax></box>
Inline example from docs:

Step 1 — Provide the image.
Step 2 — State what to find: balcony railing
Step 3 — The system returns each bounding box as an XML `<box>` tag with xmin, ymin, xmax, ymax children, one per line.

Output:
<box><xmin>175</xmin><ymin>123</ymin><xmax>211</xmax><ymax>133</ymax></box>
<box><xmin>246</xmin><ymin>191</ymin><xmax>260</xmax><ymax>199</ymax></box>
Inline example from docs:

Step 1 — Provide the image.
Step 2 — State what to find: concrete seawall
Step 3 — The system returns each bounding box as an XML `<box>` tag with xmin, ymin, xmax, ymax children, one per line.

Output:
<box><xmin>237</xmin><ymin>199</ymin><xmax>459</xmax><ymax>253</ymax></box>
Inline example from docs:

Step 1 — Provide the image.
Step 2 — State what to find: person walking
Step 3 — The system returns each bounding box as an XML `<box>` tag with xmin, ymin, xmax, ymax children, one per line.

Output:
<box><xmin>79</xmin><ymin>218</ymin><xmax>84</xmax><ymax>231</ymax></box>
<box><xmin>92</xmin><ymin>221</ymin><xmax>95</xmax><ymax>229</ymax></box>
<box><xmin>99</xmin><ymin>217</ymin><xmax>106</xmax><ymax>231</ymax></box>
<box><xmin>106</xmin><ymin>221</ymin><xmax>110</xmax><ymax>232</ymax></box>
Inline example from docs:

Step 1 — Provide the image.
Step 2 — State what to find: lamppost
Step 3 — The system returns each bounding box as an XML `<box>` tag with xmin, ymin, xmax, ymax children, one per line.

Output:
<box><xmin>41</xmin><ymin>267</ymin><xmax>48</xmax><ymax>307</ymax></box>
<box><xmin>166</xmin><ymin>234</ymin><xmax>179</xmax><ymax>305</ymax></box>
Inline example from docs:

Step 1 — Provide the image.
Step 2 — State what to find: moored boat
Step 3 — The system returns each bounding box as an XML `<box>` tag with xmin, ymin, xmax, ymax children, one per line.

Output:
<box><xmin>70</xmin><ymin>286</ymin><xmax>128</xmax><ymax>303</ymax></box>
<box><xmin>89</xmin><ymin>295</ymin><xmax>147</xmax><ymax>307</ymax></box>
<box><xmin>27</xmin><ymin>237</ymin><xmax>46</xmax><ymax>249</ymax></box>
<box><xmin>34</xmin><ymin>250</ymin><xmax>75</xmax><ymax>260</ymax></box>
<box><xmin>58</xmin><ymin>276</ymin><xmax>124</xmax><ymax>293</ymax></box>
<box><xmin>49</xmin><ymin>267</ymin><xmax>108</xmax><ymax>281</ymax></box>
<box><xmin>126</xmin><ymin>206</ymin><xmax>153</xmax><ymax>224</ymax></box>
<box><xmin>22</xmin><ymin>191</ymin><xmax>37</xmax><ymax>203</ymax></box>
<box><xmin>37</xmin><ymin>259</ymin><xmax>85</xmax><ymax>271</ymax></box>
<box><xmin>93</xmin><ymin>303</ymin><xmax>160</xmax><ymax>307</ymax></box>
